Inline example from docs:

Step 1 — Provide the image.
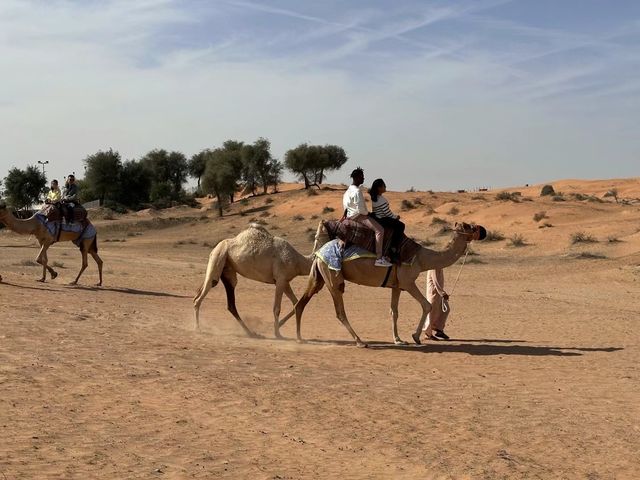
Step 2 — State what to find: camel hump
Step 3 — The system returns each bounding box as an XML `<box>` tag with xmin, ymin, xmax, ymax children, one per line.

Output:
<box><xmin>246</xmin><ymin>223</ymin><xmax>273</xmax><ymax>237</ymax></box>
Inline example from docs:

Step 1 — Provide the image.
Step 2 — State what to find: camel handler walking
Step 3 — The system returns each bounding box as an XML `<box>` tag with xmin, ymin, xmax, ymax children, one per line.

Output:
<box><xmin>422</xmin><ymin>268</ymin><xmax>450</xmax><ymax>341</ymax></box>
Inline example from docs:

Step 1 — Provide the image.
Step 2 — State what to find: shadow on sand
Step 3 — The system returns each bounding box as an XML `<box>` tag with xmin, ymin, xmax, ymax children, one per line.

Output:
<box><xmin>67</xmin><ymin>285</ymin><xmax>190</xmax><ymax>298</ymax></box>
<box><xmin>296</xmin><ymin>338</ymin><xmax>623</xmax><ymax>357</ymax></box>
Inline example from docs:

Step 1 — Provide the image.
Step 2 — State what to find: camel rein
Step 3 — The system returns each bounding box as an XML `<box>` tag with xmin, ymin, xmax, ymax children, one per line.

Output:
<box><xmin>428</xmin><ymin>245</ymin><xmax>469</xmax><ymax>314</ymax></box>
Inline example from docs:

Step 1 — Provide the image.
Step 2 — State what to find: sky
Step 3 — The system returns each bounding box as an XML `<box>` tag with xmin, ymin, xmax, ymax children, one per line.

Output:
<box><xmin>0</xmin><ymin>0</ymin><xmax>638</xmax><ymax>191</ymax></box>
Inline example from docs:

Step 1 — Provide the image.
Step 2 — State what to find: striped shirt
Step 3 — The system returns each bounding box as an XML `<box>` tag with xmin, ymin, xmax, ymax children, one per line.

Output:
<box><xmin>372</xmin><ymin>195</ymin><xmax>398</xmax><ymax>219</ymax></box>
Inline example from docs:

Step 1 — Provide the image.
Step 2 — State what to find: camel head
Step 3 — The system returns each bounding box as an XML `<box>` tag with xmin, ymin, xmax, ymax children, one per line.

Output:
<box><xmin>454</xmin><ymin>222</ymin><xmax>487</xmax><ymax>242</ymax></box>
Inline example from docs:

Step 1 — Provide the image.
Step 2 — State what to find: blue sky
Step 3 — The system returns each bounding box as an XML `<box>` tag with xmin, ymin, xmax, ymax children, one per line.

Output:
<box><xmin>0</xmin><ymin>0</ymin><xmax>638</xmax><ymax>191</ymax></box>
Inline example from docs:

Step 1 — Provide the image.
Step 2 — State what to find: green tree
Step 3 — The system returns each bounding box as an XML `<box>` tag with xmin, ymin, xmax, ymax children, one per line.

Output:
<box><xmin>284</xmin><ymin>143</ymin><xmax>348</xmax><ymax>189</ymax></box>
<box><xmin>188</xmin><ymin>150</ymin><xmax>209</xmax><ymax>191</ymax></box>
<box><xmin>117</xmin><ymin>160</ymin><xmax>152</xmax><ymax>208</ymax></box>
<box><xmin>201</xmin><ymin>149</ymin><xmax>242</xmax><ymax>217</ymax></box>
<box><xmin>3</xmin><ymin>165</ymin><xmax>47</xmax><ymax>210</ymax></box>
<box><xmin>141</xmin><ymin>149</ymin><xmax>188</xmax><ymax>199</ymax></box>
<box><xmin>83</xmin><ymin>149</ymin><xmax>123</xmax><ymax>206</ymax></box>
<box><xmin>242</xmin><ymin>138</ymin><xmax>283</xmax><ymax>194</ymax></box>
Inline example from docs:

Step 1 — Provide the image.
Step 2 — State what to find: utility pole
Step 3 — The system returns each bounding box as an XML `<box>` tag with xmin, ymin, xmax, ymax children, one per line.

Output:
<box><xmin>37</xmin><ymin>160</ymin><xmax>49</xmax><ymax>177</ymax></box>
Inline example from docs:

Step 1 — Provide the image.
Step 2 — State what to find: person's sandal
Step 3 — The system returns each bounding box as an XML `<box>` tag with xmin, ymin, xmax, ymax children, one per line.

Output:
<box><xmin>433</xmin><ymin>329</ymin><xmax>450</xmax><ymax>340</ymax></box>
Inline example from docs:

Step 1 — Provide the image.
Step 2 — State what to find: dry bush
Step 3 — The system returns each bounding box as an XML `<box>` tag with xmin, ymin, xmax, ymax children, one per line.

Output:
<box><xmin>424</xmin><ymin>205</ymin><xmax>435</xmax><ymax>215</ymax></box>
<box><xmin>322</xmin><ymin>206</ymin><xmax>334</xmax><ymax>214</ymax></box>
<box><xmin>447</xmin><ymin>206</ymin><xmax>460</xmax><ymax>215</ymax></box>
<box><xmin>533</xmin><ymin>211</ymin><xmax>548</xmax><ymax>222</ymax></box>
<box><xmin>552</xmin><ymin>194</ymin><xmax>565</xmax><ymax>202</ymax></box>
<box><xmin>310</xmin><ymin>214</ymin><xmax>319</xmax><ymax>220</ymax></box>
<box><xmin>495</xmin><ymin>191</ymin><xmax>519</xmax><ymax>202</ymax></box>
<box><xmin>431</xmin><ymin>216</ymin><xmax>448</xmax><ymax>225</ymax></box>
<box><xmin>413</xmin><ymin>197</ymin><xmax>424</xmax><ymax>206</ymax></box>
<box><xmin>508</xmin><ymin>234</ymin><xmax>527</xmax><ymax>247</ymax></box>
<box><xmin>540</xmin><ymin>184</ymin><xmax>555</xmax><ymax>196</ymax></box>
<box><xmin>570</xmin><ymin>231</ymin><xmax>597</xmax><ymax>244</ymax></box>
<box><xmin>471</xmin><ymin>195</ymin><xmax>486</xmax><ymax>201</ymax></box>
<box><xmin>401</xmin><ymin>199</ymin><xmax>416</xmax><ymax>210</ymax></box>
<box><xmin>307</xmin><ymin>188</ymin><xmax>318</xmax><ymax>196</ymax></box>
<box><xmin>538</xmin><ymin>222</ymin><xmax>553</xmax><ymax>229</ymax></box>
<box><xmin>485</xmin><ymin>230</ymin><xmax>505</xmax><ymax>241</ymax></box>
<box><xmin>292</xmin><ymin>214</ymin><xmax>304</xmax><ymax>221</ymax></box>
<box><xmin>264</xmin><ymin>197</ymin><xmax>274</xmax><ymax>204</ymax></box>
<box><xmin>436</xmin><ymin>225</ymin><xmax>452</xmax><ymax>236</ymax></box>
<box><xmin>607</xmin><ymin>236</ymin><xmax>621</xmax><ymax>243</ymax></box>
<box><xmin>572</xmin><ymin>252</ymin><xmax>607</xmax><ymax>260</ymax></box>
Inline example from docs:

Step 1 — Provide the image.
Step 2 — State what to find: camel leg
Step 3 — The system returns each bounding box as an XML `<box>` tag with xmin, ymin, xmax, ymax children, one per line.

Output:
<box><xmin>35</xmin><ymin>243</ymin><xmax>57</xmax><ymax>282</ymax></box>
<box><xmin>272</xmin><ymin>281</ymin><xmax>287</xmax><ymax>338</ymax></box>
<box><xmin>293</xmin><ymin>266</ymin><xmax>325</xmax><ymax>342</ymax></box>
<box><xmin>70</xmin><ymin>245</ymin><xmax>89</xmax><ymax>285</ymax></box>
<box><xmin>328</xmin><ymin>283</ymin><xmax>367</xmax><ymax>348</ymax></box>
<box><xmin>88</xmin><ymin>238</ymin><xmax>103</xmax><ymax>286</ymax></box>
<box><xmin>406</xmin><ymin>283</ymin><xmax>432</xmax><ymax>345</ymax></box>
<box><xmin>220</xmin><ymin>272</ymin><xmax>261</xmax><ymax>339</ymax></box>
<box><xmin>390</xmin><ymin>287</ymin><xmax>406</xmax><ymax>345</ymax></box>
<box><xmin>274</xmin><ymin>283</ymin><xmax>298</xmax><ymax>339</ymax></box>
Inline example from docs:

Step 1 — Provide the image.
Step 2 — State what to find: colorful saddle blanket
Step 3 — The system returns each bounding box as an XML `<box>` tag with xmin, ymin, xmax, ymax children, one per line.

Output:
<box><xmin>315</xmin><ymin>239</ymin><xmax>376</xmax><ymax>271</ymax></box>
<box><xmin>39</xmin><ymin>204</ymin><xmax>88</xmax><ymax>223</ymax></box>
<box><xmin>322</xmin><ymin>219</ymin><xmax>422</xmax><ymax>264</ymax></box>
<box><xmin>35</xmin><ymin>214</ymin><xmax>97</xmax><ymax>246</ymax></box>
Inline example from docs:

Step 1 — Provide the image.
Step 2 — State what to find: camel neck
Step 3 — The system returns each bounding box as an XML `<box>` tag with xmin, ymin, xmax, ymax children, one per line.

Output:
<box><xmin>0</xmin><ymin>211</ymin><xmax>39</xmax><ymax>236</ymax></box>
<box><xmin>416</xmin><ymin>235</ymin><xmax>468</xmax><ymax>272</ymax></box>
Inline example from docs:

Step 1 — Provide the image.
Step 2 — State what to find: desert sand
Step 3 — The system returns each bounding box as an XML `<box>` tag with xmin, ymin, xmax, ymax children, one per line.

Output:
<box><xmin>1</xmin><ymin>179</ymin><xmax>639</xmax><ymax>479</ymax></box>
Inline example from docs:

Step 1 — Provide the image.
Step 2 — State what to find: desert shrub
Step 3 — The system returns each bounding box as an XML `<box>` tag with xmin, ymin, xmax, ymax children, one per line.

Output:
<box><xmin>508</xmin><ymin>234</ymin><xmax>526</xmax><ymax>247</ymax></box>
<box><xmin>495</xmin><ymin>191</ymin><xmax>519</xmax><ymax>202</ymax></box>
<box><xmin>570</xmin><ymin>231</ymin><xmax>597</xmax><ymax>244</ymax></box>
<box><xmin>413</xmin><ymin>197</ymin><xmax>424</xmax><ymax>206</ymax></box>
<box><xmin>401</xmin><ymin>199</ymin><xmax>416</xmax><ymax>210</ymax></box>
<box><xmin>538</xmin><ymin>222</ymin><xmax>553</xmax><ymax>229</ymax></box>
<box><xmin>552</xmin><ymin>194</ymin><xmax>565</xmax><ymax>202</ymax></box>
<box><xmin>436</xmin><ymin>225</ymin><xmax>452</xmax><ymax>235</ymax></box>
<box><xmin>292</xmin><ymin>214</ymin><xmax>304</xmax><ymax>221</ymax></box>
<box><xmin>571</xmin><ymin>193</ymin><xmax>588</xmax><ymax>201</ymax></box>
<box><xmin>265</xmin><ymin>197</ymin><xmax>274</xmax><ymax>204</ymax></box>
<box><xmin>540</xmin><ymin>184</ymin><xmax>555</xmax><ymax>196</ymax></box>
<box><xmin>424</xmin><ymin>205</ymin><xmax>435</xmax><ymax>214</ymax></box>
<box><xmin>431</xmin><ymin>216</ymin><xmax>448</xmax><ymax>225</ymax></box>
<box><xmin>406</xmin><ymin>187</ymin><xmax>416</xmax><ymax>192</ymax></box>
<box><xmin>485</xmin><ymin>230</ymin><xmax>505</xmax><ymax>241</ymax></box>
<box><xmin>310</xmin><ymin>214</ymin><xmax>319</xmax><ymax>220</ymax></box>
<box><xmin>447</xmin><ymin>206</ymin><xmax>459</xmax><ymax>215</ymax></box>
<box><xmin>573</xmin><ymin>252</ymin><xmax>607</xmax><ymax>260</ymax></box>
<box><xmin>322</xmin><ymin>206</ymin><xmax>335</xmax><ymax>214</ymax></box>
<box><xmin>533</xmin><ymin>211</ymin><xmax>548</xmax><ymax>222</ymax></box>
<box><xmin>587</xmin><ymin>195</ymin><xmax>603</xmax><ymax>203</ymax></box>
<box><xmin>607</xmin><ymin>236</ymin><xmax>621</xmax><ymax>243</ymax></box>
<box><xmin>307</xmin><ymin>188</ymin><xmax>318</xmax><ymax>196</ymax></box>
<box><xmin>471</xmin><ymin>195</ymin><xmax>486</xmax><ymax>201</ymax></box>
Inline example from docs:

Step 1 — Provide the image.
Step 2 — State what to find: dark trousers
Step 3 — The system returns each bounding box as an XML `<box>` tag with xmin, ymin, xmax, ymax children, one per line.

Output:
<box><xmin>374</xmin><ymin>216</ymin><xmax>405</xmax><ymax>249</ymax></box>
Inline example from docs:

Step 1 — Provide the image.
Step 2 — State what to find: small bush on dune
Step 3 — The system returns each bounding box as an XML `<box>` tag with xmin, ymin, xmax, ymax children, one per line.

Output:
<box><xmin>292</xmin><ymin>214</ymin><xmax>304</xmax><ymax>221</ymax></box>
<box><xmin>401</xmin><ymin>199</ymin><xmax>416</xmax><ymax>210</ymax></box>
<box><xmin>413</xmin><ymin>197</ymin><xmax>424</xmax><ymax>206</ymax></box>
<box><xmin>508</xmin><ymin>234</ymin><xmax>527</xmax><ymax>247</ymax></box>
<box><xmin>431</xmin><ymin>216</ymin><xmax>448</xmax><ymax>225</ymax></box>
<box><xmin>485</xmin><ymin>230</ymin><xmax>505</xmax><ymax>241</ymax></box>
<box><xmin>552</xmin><ymin>193</ymin><xmax>565</xmax><ymax>202</ymax></box>
<box><xmin>322</xmin><ymin>206</ymin><xmax>334</xmax><ymax>214</ymax></box>
<box><xmin>495</xmin><ymin>191</ymin><xmax>519</xmax><ymax>202</ymax></box>
<box><xmin>447</xmin><ymin>206</ymin><xmax>459</xmax><ymax>215</ymax></box>
<box><xmin>570</xmin><ymin>231</ymin><xmax>597</xmax><ymax>244</ymax></box>
<box><xmin>533</xmin><ymin>211</ymin><xmax>548</xmax><ymax>222</ymax></box>
<box><xmin>540</xmin><ymin>185</ymin><xmax>555</xmax><ymax>196</ymax></box>
<box><xmin>607</xmin><ymin>236</ymin><xmax>621</xmax><ymax>243</ymax></box>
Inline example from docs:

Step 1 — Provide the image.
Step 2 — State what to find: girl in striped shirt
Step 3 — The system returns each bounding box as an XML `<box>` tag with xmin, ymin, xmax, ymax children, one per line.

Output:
<box><xmin>369</xmin><ymin>178</ymin><xmax>405</xmax><ymax>250</ymax></box>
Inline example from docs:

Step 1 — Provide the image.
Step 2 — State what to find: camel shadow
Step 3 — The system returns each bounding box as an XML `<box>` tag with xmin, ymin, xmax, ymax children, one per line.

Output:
<box><xmin>299</xmin><ymin>338</ymin><xmax>622</xmax><ymax>356</ymax></box>
<box><xmin>0</xmin><ymin>281</ymin><xmax>60</xmax><ymax>292</ymax></box>
<box><xmin>67</xmin><ymin>285</ymin><xmax>190</xmax><ymax>298</ymax></box>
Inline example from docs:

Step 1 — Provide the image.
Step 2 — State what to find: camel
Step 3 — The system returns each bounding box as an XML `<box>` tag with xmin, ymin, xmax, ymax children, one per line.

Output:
<box><xmin>0</xmin><ymin>203</ymin><xmax>103</xmax><ymax>286</ymax></box>
<box><xmin>278</xmin><ymin>222</ymin><xmax>486</xmax><ymax>347</ymax></box>
<box><xmin>193</xmin><ymin>224</ymin><xmax>318</xmax><ymax>337</ymax></box>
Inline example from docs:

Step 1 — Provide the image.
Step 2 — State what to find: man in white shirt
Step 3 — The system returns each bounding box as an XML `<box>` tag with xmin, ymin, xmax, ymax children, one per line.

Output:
<box><xmin>342</xmin><ymin>168</ymin><xmax>392</xmax><ymax>267</ymax></box>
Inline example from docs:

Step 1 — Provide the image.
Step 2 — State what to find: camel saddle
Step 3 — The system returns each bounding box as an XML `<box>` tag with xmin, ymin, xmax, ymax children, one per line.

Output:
<box><xmin>322</xmin><ymin>219</ymin><xmax>421</xmax><ymax>264</ymax></box>
<box><xmin>40</xmin><ymin>203</ymin><xmax>88</xmax><ymax>224</ymax></box>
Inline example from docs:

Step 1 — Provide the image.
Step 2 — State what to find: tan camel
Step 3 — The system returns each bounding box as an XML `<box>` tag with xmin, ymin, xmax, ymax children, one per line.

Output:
<box><xmin>0</xmin><ymin>203</ymin><xmax>103</xmax><ymax>286</ymax></box>
<box><xmin>278</xmin><ymin>222</ymin><xmax>485</xmax><ymax>347</ymax></box>
<box><xmin>193</xmin><ymin>224</ymin><xmax>317</xmax><ymax>338</ymax></box>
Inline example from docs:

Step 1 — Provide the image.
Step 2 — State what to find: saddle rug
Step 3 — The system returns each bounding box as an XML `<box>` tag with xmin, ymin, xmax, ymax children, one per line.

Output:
<box><xmin>315</xmin><ymin>239</ymin><xmax>376</xmax><ymax>271</ymax></box>
<box><xmin>322</xmin><ymin>219</ymin><xmax>422</xmax><ymax>264</ymax></box>
<box><xmin>36</xmin><ymin>214</ymin><xmax>97</xmax><ymax>246</ymax></box>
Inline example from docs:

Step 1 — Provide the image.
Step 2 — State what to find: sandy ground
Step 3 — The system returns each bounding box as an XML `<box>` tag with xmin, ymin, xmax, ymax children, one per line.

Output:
<box><xmin>1</xmin><ymin>179</ymin><xmax>640</xmax><ymax>479</ymax></box>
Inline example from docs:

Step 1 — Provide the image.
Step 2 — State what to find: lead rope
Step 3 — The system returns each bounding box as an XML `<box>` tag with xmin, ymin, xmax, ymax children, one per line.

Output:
<box><xmin>426</xmin><ymin>246</ymin><xmax>469</xmax><ymax>314</ymax></box>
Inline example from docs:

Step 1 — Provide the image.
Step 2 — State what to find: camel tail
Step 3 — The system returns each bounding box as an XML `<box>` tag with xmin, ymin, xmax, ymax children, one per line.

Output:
<box><xmin>194</xmin><ymin>240</ymin><xmax>228</xmax><ymax>301</ymax></box>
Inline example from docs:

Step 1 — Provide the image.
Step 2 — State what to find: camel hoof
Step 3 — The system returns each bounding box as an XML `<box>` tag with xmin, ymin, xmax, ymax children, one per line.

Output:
<box><xmin>411</xmin><ymin>333</ymin><xmax>422</xmax><ymax>345</ymax></box>
<box><xmin>50</xmin><ymin>271</ymin><xmax>58</xmax><ymax>280</ymax></box>
<box><xmin>249</xmin><ymin>333</ymin><xmax>264</xmax><ymax>340</ymax></box>
<box><xmin>95</xmin><ymin>283</ymin><xmax>102</xmax><ymax>287</ymax></box>
<box><xmin>37</xmin><ymin>278</ymin><xmax>45</xmax><ymax>283</ymax></box>
<box><xmin>356</xmin><ymin>342</ymin><xmax>369</xmax><ymax>348</ymax></box>
<box><xmin>296</xmin><ymin>338</ymin><xmax>306</xmax><ymax>344</ymax></box>
<box><xmin>68</xmin><ymin>282</ymin><xmax>78</xmax><ymax>286</ymax></box>
<box><xmin>394</xmin><ymin>338</ymin><xmax>408</xmax><ymax>345</ymax></box>
<box><xmin>274</xmin><ymin>332</ymin><xmax>285</xmax><ymax>340</ymax></box>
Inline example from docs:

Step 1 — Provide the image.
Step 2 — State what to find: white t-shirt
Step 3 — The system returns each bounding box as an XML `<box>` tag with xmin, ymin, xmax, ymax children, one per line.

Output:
<box><xmin>342</xmin><ymin>185</ymin><xmax>368</xmax><ymax>218</ymax></box>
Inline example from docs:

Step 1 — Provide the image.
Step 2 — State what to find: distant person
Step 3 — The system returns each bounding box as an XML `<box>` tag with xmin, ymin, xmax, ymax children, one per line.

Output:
<box><xmin>62</xmin><ymin>174</ymin><xmax>78</xmax><ymax>223</ymax></box>
<box><xmin>45</xmin><ymin>179</ymin><xmax>61</xmax><ymax>204</ymax></box>
<box><xmin>342</xmin><ymin>168</ymin><xmax>392</xmax><ymax>267</ymax></box>
<box><xmin>368</xmin><ymin>178</ymin><xmax>405</xmax><ymax>252</ymax></box>
<box><xmin>422</xmin><ymin>268</ymin><xmax>451</xmax><ymax>340</ymax></box>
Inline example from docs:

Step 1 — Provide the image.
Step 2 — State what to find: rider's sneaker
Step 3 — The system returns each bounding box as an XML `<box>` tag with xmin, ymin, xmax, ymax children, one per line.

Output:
<box><xmin>374</xmin><ymin>257</ymin><xmax>393</xmax><ymax>267</ymax></box>
<box><xmin>433</xmin><ymin>329</ymin><xmax>450</xmax><ymax>340</ymax></box>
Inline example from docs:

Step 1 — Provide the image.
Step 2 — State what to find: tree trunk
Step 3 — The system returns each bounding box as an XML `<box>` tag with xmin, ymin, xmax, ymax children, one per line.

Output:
<box><xmin>216</xmin><ymin>194</ymin><xmax>224</xmax><ymax>217</ymax></box>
